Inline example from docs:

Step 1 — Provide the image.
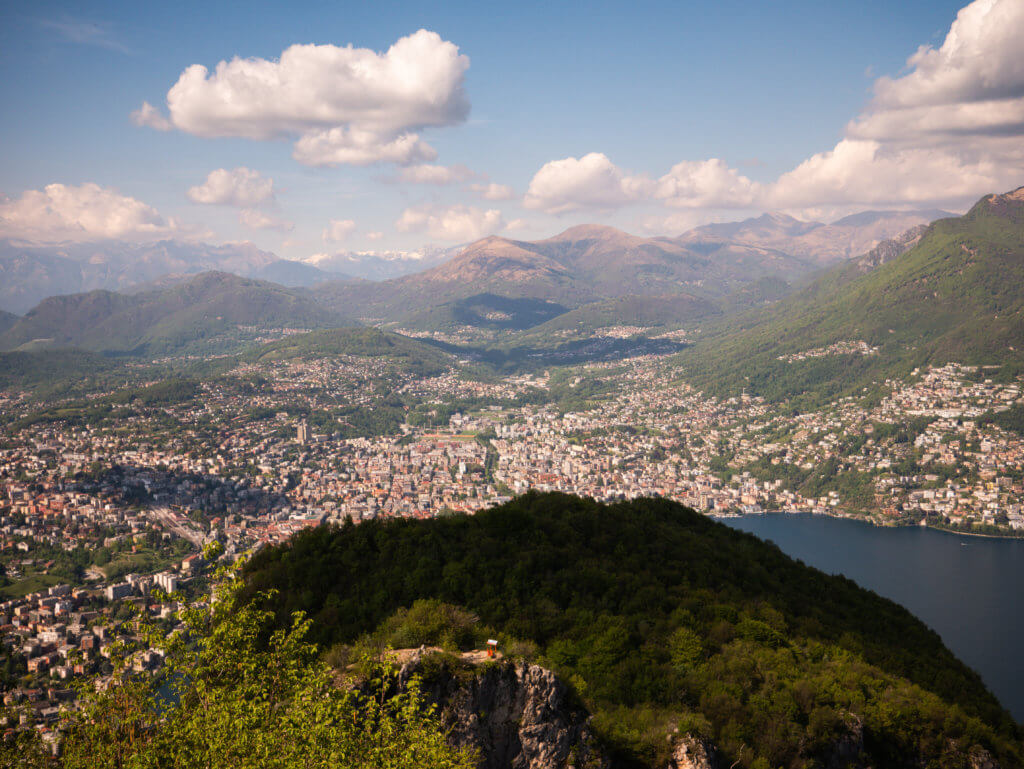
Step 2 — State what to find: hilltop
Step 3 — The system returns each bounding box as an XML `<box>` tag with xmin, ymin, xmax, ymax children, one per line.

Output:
<box><xmin>677</xmin><ymin>188</ymin><xmax>1024</xmax><ymax>403</ymax></box>
<box><xmin>243</xmin><ymin>492</ymin><xmax>1022</xmax><ymax>768</ymax></box>
<box><xmin>242</xmin><ymin>326</ymin><xmax>455</xmax><ymax>376</ymax></box>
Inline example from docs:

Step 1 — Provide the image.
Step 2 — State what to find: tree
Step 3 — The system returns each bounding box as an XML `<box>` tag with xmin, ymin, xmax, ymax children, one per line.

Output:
<box><xmin>51</xmin><ymin>556</ymin><xmax>476</xmax><ymax>769</ymax></box>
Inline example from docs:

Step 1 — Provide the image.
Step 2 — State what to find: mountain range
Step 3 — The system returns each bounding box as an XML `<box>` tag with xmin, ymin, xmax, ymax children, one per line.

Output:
<box><xmin>302</xmin><ymin>245</ymin><xmax>461</xmax><ymax>281</ymax></box>
<box><xmin>677</xmin><ymin>208</ymin><xmax>951</xmax><ymax>266</ymax></box>
<box><xmin>0</xmin><ymin>201</ymin><xmax>989</xmax><ymax>368</ymax></box>
<box><xmin>678</xmin><ymin>188</ymin><xmax>1024</xmax><ymax>403</ymax></box>
<box><xmin>311</xmin><ymin>210</ymin><xmax>943</xmax><ymax>328</ymax></box>
<box><xmin>0</xmin><ymin>239</ymin><xmax>343</xmax><ymax>315</ymax></box>
<box><xmin>0</xmin><ymin>208</ymin><xmax>943</xmax><ymax>324</ymax></box>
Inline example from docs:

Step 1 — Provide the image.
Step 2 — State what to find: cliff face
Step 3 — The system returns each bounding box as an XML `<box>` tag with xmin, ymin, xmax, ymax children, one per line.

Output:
<box><xmin>399</xmin><ymin>650</ymin><xmax>611</xmax><ymax>769</ymax></box>
<box><xmin>397</xmin><ymin>649</ymin><xmax>726</xmax><ymax>769</ymax></box>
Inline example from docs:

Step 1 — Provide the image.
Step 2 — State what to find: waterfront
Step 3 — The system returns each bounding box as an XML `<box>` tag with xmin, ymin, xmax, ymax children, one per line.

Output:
<box><xmin>719</xmin><ymin>513</ymin><xmax>1024</xmax><ymax>722</ymax></box>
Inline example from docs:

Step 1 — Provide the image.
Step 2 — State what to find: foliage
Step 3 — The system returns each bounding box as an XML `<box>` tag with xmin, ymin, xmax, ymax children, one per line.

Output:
<box><xmin>0</xmin><ymin>272</ymin><xmax>349</xmax><ymax>356</ymax></box>
<box><xmin>242</xmin><ymin>492</ymin><xmax>1023</xmax><ymax>768</ymax></box>
<box><xmin>367</xmin><ymin>599</ymin><xmax>487</xmax><ymax>652</ymax></box>
<box><xmin>978</xmin><ymin>404</ymin><xmax>1024</xmax><ymax>436</ymax></box>
<box><xmin>244</xmin><ymin>327</ymin><xmax>453</xmax><ymax>377</ymax></box>
<box><xmin>14</xmin><ymin>560</ymin><xmax>475</xmax><ymax>769</ymax></box>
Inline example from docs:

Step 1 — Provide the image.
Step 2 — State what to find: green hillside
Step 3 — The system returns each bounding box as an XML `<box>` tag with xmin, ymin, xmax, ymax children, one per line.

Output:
<box><xmin>400</xmin><ymin>293</ymin><xmax>571</xmax><ymax>331</ymax></box>
<box><xmin>0</xmin><ymin>272</ymin><xmax>349</xmax><ymax>355</ymax></box>
<box><xmin>676</xmin><ymin>189</ymin><xmax>1024</xmax><ymax>404</ymax></box>
<box><xmin>242</xmin><ymin>492</ymin><xmax>1022</xmax><ymax>768</ymax></box>
<box><xmin>0</xmin><ymin>349</ymin><xmax>121</xmax><ymax>398</ymax></box>
<box><xmin>243</xmin><ymin>327</ymin><xmax>455</xmax><ymax>376</ymax></box>
<box><xmin>522</xmin><ymin>293</ymin><xmax>721</xmax><ymax>338</ymax></box>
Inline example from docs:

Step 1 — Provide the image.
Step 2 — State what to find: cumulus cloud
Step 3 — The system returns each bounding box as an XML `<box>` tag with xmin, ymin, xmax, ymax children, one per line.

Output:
<box><xmin>292</xmin><ymin>126</ymin><xmax>437</xmax><ymax>167</ymax></box>
<box><xmin>524</xmin><ymin>0</ymin><xmax>1024</xmax><ymax>215</ymax></box>
<box><xmin>396</xmin><ymin>204</ymin><xmax>505</xmax><ymax>242</ymax></box>
<box><xmin>471</xmin><ymin>182</ymin><xmax>516</xmax><ymax>201</ymax></box>
<box><xmin>322</xmin><ymin>218</ymin><xmax>356</xmax><ymax>242</ymax></box>
<box><xmin>136</xmin><ymin>30</ymin><xmax>470</xmax><ymax>167</ymax></box>
<box><xmin>239</xmin><ymin>209</ymin><xmax>293</xmax><ymax>231</ymax></box>
<box><xmin>655</xmin><ymin>159</ymin><xmax>761</xmax><ymax>209</ymax></box>
<box><xmin>366</xmin><ymin>231</ymin><xmax>384</xmax><ymax>241</ymax></box>
<box><xmin>0</xmin><ymin>183</ymin><xmax>183</xmax><ymax>243</ymax></box>
<box><xmin>187</xmin><ymin>167</ymin><xmax>275</xmax><ymax>207</ymax></box>
<box><xmin>768</xmin><ymin>139</ymin><xmax>1016</xmax><ymax>209</ymax></box>
<box><xmin>524</xmin><ymin>152</ymin><xmax>652</xmax><ymax>214</ymax></box>
<box><xmin>860</xmin><ymin>0</ymin><xmax>1024</xmax><ymax>130</ymax></box>
<box><xmin>777</xmin><ymin>0</ymin><xmax>1024</xmax><ymax>208</ymax></box>
<box><xmin>396</xmin><ymin>163</ymin><xmax>475</xmax><ymax>184</ymax></box>
<box><xmin>524</xmin><ymin>153</ymin><xmax>757</xmax><ymax>214</ymax></box>
<box><xmin>130</xmin><ymin>101</ymin><xmax>172</xmax><ymax>131</ymax></box>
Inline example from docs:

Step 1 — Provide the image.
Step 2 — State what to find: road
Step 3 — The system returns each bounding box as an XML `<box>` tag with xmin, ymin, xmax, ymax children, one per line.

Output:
<box><xmin>151</xmin><ymin>506</ymin><xmax>206</xmax><ymax>548</ymax></box>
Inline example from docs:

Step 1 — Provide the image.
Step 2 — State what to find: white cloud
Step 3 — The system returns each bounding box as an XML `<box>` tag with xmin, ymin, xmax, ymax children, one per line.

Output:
<box><xmin>523</xmin><ymin>0</ymin><xmax>1024</xmax><ymax>216</ymax></box>
<box><xmin>239</xmin><ymin>209</ymin><xmax>293</xmax><ymax>231</ymax></box>
<box><xmin>777</xmin><ymin>0</ymin><xmax>1024</xmax><ymax>208</ymax></box>
<box><xmin>130</xmin><ymin>101</ymin><xmax>172</xmax><ymax>131</ymax></box>
<box><xmin>768</xmin><ymin>138</ymin><xmax>1017</xmax><ymax>209</ymax></box>
<box><xmin>524</xmin><ymin>152</ymin><xmax>652</xmax><ymax>214</ymax></box>
<box><xmin>396</xmin><ymin>204</ymin><xmax>505</xmax><ymax>242</ymax></box>
<box><xmin>366</xmin><ymin>231</ymin><xmax>384</xmax><ymax>241</ymax></box>
<box><xmin>523</xmin><ymin>153</ymin><xmax>759</xmax><ymax>214</ymax></box>
<box><xmin>396</xmin><ymin>163</ymin><xmax>475</xmax><ymax>184</ymax></box>
<box><xmin>138</xmin><ymin>30</ymin><xmax>470</xmax><ymax>167</ymax></box>
<box><xmin>0</xmin><ymin>183</ymin><xmax>183</xmax><ymax>243</ymax></box>
<box><xmin>187</xmin><ymin>167</ymin><xmax>275</xmax><ymax>207</ymax></box>
<box><xmin>292</xmin><ymin>126</ymin><xmax>437</xmax><ymax>167</ymax></box>
<box><xmin>471</xmin><ymin>182</ymin><xmax>516</xmax><ymax>201</ymax></box>
<box><xmin>655</xmin><ymin>159</ymin><xmax>761</xmax><ymax>209</ymax></box>
<box><xmin>322</xmin><ymin>218</ymin><xmax>356</xmax><ymax>242</ymax></box>
<box><xmin>866</xmin><ymin>0</ymin><xmax>1024</xmax><ymax>117</ymax></box>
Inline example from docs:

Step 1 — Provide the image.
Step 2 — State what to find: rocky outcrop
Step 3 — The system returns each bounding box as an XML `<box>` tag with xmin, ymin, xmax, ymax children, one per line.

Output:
<box><xmin>967</xmin><ymin>745</ymin><xmax>1001</xmax><ymax>769</ymax></box>
<box><xmin>853</xmin><ymin>224</ymin><xmax>928</xmax><ymax>273</ymax></box>
<box><xmin>666</xmin><ymin>734</ymin><xmax>718</xmax><ymax>769</ymax></box>
<box><xmin>398</xmin><ymin>649</ymin><xmax>610</xmax><ymax>769</ymax></box>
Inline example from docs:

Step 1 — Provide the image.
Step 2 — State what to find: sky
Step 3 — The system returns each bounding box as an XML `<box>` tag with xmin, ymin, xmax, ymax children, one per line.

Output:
<box><xmin>1</xmin><ymin>0</ymin><xmax>1023</xmax><ymax>271</ymax></box>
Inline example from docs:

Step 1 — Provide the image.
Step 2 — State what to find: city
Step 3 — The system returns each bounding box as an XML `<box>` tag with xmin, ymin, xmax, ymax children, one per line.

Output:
<box><xmin>3</xmin><ymin>332</ymin><xmax>1022</xmax><ymax>739</ymax></box>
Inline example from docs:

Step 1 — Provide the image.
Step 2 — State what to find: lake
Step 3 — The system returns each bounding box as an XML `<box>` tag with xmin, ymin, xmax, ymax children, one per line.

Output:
<box><xmin>717</xmin><ymin>513</ymin><xmax>1024</xmax><ymax>722</ymax></box>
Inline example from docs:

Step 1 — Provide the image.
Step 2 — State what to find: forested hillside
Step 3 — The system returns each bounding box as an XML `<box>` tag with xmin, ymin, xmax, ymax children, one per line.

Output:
<box><xmin>243</xmin><ymin>492</ymin><xmax>1023</xmax><ymax>768</ymax></box>
<box><xmin>677</xmin><ymin>188</ymin><xmax>1024</xmax><ymax>404</ymax></box>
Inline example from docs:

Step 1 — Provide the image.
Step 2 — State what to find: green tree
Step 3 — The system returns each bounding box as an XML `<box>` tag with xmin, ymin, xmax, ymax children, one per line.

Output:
<box><xmin>51</xmin><ymin>559</ymin><xmax>475</xmax><ymax>769</ymax></box>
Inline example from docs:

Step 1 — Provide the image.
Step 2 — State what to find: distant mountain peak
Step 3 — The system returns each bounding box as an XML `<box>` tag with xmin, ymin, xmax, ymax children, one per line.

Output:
<box><xmin>547</xmin><ymin>223</ymin><xmax>630</xmax><ymax>241</ymax></box>
<box><xmin>759</xmin><ymin>212</ymin><xmax>805</xmax><ymax>224</ymax></box>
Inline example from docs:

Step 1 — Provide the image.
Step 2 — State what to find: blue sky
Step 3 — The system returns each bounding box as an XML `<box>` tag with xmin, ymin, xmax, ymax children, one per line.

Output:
<box><xmin>2</xmin><ymin>0</ymin><xmax>1022</xmax><ymax>264</ymax></box>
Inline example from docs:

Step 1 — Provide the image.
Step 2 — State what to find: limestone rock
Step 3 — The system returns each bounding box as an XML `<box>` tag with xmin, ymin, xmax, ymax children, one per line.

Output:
<box><xmin>666</xmin><ymin>734</ymin><xmax>718</xmax><ymax>769</ymax></box>
<box><xmin>399</xmin><ymin>650</ymin><xmax>610</xmax><ymax>769</ymax></box>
